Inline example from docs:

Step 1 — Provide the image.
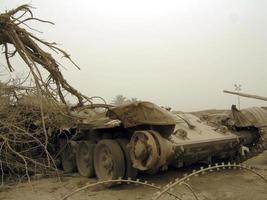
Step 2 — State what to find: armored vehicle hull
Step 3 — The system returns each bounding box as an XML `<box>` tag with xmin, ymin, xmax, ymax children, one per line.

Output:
<box><xmin>58</xmin><ymin>101</ymin><xmax>264</xmax><ymax>183</ymax></box>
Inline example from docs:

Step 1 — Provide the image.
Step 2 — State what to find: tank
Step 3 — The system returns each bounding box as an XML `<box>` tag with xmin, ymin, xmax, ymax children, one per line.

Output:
<box><xmin>223</xmin><ymin>90</ymin><xmax>267</xmax><ymax>149</ymax></box>
<box><xmin>58</xmin><ymin>101</ymin><xmax>264</xmax><ymax>183</ymax></box>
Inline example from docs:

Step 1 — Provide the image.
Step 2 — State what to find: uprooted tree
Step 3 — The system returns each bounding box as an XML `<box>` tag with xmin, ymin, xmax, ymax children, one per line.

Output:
<box><xmin>0</xmin><ymin>5</ymin><xmax>98</xmax><ymax>184</ymax></box>
<box><xmin>0</xmin><ymin>4</ymin><xmax>91</xmax><ymax>106</ymax></box>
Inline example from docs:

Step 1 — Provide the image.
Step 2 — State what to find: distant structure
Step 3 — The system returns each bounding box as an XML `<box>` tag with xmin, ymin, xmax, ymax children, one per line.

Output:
<box><xmin>234</xmin><ymin>84</ymin><xmax>242</xmax><ymax>109</ymax></box>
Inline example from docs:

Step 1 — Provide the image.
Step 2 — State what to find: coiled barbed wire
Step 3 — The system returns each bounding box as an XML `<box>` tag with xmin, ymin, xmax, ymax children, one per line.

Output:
<box><xmin>61</xmin><ymin>178</ymin><xmax>182</xmax><ymax>200</ymax></box>
<box><xmin>61</xmin><ymin>162</ymin><xmax>267</xmax><ymax>200</ymax></box>
<box><xmin>152</xmin><ymin>162</ymin><xmax>267</xmax><ymax>200</ymax></box>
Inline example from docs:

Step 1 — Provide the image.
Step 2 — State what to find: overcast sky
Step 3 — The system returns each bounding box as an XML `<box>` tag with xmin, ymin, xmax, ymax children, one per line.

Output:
<box><xmin>1</xmin><ymin>0</ymin><xmax>267</xmax><ymax>111</ymax></box>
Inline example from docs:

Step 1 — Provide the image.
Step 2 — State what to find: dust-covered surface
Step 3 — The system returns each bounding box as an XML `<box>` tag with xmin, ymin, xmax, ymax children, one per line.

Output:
<box><xmin>1</xmin><ymin>151</ymin><xmax>267</xmax><ymax>200</ymax></box>
<box><xmin>0</xmin><ymin>4</ymin><xmax>267</xmax><ymax>200</ymax></box>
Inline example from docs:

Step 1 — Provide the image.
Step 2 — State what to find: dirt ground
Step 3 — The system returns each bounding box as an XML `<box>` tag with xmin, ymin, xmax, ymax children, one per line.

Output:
<box><xmin>1</xmin><ymin>151</ymin><xmax>267</xmax><ymax>200</ymax></box>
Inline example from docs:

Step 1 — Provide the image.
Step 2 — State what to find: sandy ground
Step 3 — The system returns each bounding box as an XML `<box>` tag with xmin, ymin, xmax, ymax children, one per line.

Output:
<box><xmin>1</xmin><ymin>151</ymin><xmax>267</xmax><ymax>200</ymax></box>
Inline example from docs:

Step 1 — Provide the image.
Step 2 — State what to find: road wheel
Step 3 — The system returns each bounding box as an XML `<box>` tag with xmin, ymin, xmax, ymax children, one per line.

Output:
<box><xmin>62</xmin><ymin>141</ymin><xmax>77</xmax><ymax>173</ymax></box>
<box><xmin>94</xmin><ymin>139</ymin><xmax>125</xmax><ymax>184</ymax></box>
<box><xmin>76</xmin><ymin>141</ymin><xmax>95</xmax><ymax>177</ymax></box>
<box><xmin>116</xmin><ymin>138</ymin><xmax>138</xmax><ymax>179</ymax></box>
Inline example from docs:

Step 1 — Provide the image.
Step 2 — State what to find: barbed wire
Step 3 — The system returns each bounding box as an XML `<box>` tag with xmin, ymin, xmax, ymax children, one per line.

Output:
<box><xmin>61</xmin><ymin>162</ymin><xmax>267</xmax><ymax>200</ymax></box>
<box><xmin>61</xmin><ymin>178</ymin><xmax>182</xmax><ymax>200</ymax></box>
<box><xmin>152</xmin><ymin>162</ymin><xmax>267</xmax><ymax>200</ymax></box>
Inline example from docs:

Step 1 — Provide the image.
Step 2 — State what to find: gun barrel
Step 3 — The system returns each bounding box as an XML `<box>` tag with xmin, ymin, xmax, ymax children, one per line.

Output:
<box><xmin>223</xmin><ymin>90</ymin><xmax>267</xmax><ymax>102</ymax></box>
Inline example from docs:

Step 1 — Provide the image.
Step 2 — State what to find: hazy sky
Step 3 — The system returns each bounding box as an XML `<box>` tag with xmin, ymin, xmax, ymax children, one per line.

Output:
<box><xmin>1</xmin><ymin>0</ymin><xmax>267</xmax><ymax>111</ymax></box>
